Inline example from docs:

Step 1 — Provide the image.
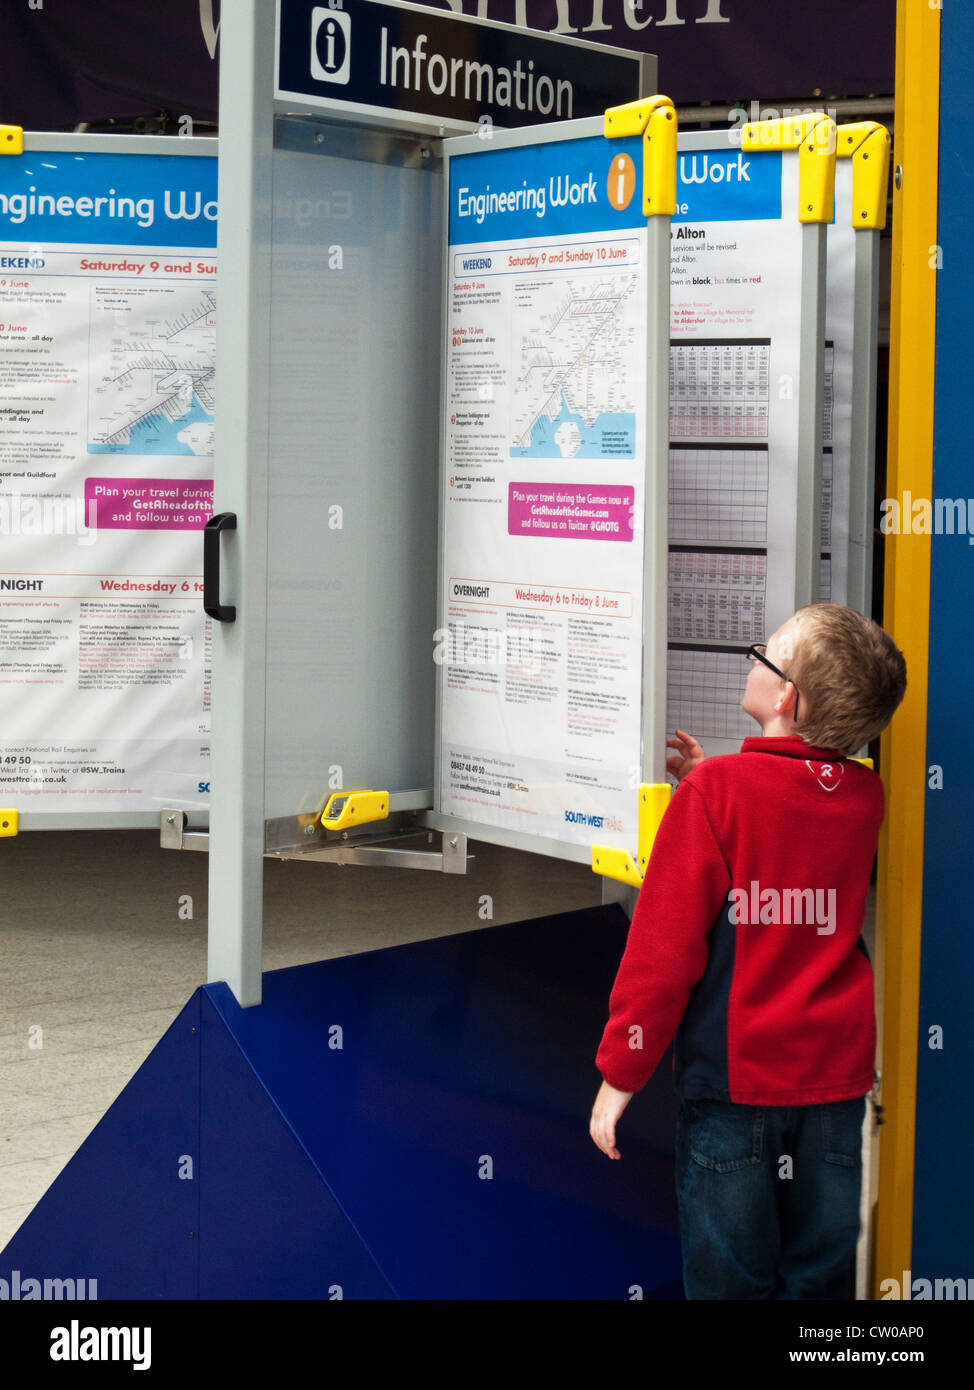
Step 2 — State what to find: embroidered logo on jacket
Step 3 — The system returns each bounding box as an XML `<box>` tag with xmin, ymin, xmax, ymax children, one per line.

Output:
<box><xmin>805</xmin><ymin>760</ymin><xmax>844</xmax><ymax>792</ymax></box>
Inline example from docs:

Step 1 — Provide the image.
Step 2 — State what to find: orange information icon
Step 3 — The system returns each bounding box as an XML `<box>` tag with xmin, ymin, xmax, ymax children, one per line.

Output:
<box><xmin>606</xmin><ymin>153</ymin><xmax>636</xmax><ymax>212</ymax></box>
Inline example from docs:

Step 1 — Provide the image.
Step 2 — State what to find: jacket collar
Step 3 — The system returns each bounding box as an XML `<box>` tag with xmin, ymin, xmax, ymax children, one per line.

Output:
<box><xmin>740</xmin><ymin>735</ymin><xmax>846</xmax><ymax>761</ymax></box>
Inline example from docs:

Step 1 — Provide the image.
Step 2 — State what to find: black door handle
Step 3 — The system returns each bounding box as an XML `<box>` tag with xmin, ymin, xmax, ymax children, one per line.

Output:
<box><xmin>203</xmin><ymin>512</ymin><xmax>237</xmax><ymax>621</ymax></box>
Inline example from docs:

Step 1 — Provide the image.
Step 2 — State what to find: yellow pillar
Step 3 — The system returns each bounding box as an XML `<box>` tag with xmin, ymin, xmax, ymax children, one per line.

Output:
<box><xmin>873</xmin><ymin>0</ymin><xmax>940</xmax><ymax>1295</ymax></box>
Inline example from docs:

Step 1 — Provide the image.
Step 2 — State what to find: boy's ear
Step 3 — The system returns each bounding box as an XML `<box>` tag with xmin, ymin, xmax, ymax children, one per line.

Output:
<box><xmin>776</xmin><ymin>682</ymin><xmax>799</xmax><ymax>717</ymax></box>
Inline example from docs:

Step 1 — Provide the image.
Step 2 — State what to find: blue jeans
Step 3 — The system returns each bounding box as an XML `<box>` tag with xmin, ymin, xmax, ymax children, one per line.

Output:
<box><xmin>675</xmin><ymin>1096</ymin><xmax>866</xmax><ymax>1299</ymax></box>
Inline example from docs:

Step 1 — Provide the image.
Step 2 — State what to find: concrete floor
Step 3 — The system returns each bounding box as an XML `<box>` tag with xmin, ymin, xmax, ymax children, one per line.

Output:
<box><xmin>0</xmin><ymin>828</ymin><xmax>879</xmax><ymax>1293</ymax></box>
<box><xmin>0</xmin><ymin>828</ymin><xmax>604</xmax><ymax>1251</ymax></box>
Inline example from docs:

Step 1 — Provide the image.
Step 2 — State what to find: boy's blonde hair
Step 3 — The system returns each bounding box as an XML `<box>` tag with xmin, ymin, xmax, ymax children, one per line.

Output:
<box><xmin>785</xmin><ymin>604</ymin><xmax>907</xmax><ymax>755</ymax></box>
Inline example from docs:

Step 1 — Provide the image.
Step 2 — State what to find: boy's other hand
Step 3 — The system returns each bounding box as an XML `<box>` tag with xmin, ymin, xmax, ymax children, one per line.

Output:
<box><xmin>590</xmin><ymin>1079</ymin><xmax>634</xmax><ymax>1160</ymax></box>
<box><xmin>666</xmin><ymin>728</ymin><xmax>706</xmax><ymax>782</ymax></box>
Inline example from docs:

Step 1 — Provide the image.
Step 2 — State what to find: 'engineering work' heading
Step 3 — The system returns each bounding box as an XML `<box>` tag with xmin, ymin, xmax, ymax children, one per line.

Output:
<box><xmin>456</xmin><ymin>175</ymin><xmax>598</xmax><ymax>226</ymax></box>
<box><xmin>0</xmin><ymin>188</ymin><xmax>216</xmax><ymax>230</ymax></box>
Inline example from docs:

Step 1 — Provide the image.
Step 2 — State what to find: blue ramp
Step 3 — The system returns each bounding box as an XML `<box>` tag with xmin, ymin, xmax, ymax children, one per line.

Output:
<box><xmin>2</xmin><ymin>905</ymin><xmax>682</xmax><ymax>1299</ymax></box>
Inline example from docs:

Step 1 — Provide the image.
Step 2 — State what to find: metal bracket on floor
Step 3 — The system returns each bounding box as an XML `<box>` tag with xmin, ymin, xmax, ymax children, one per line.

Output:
<box><xmin>265</xmin><ymin>791</ymin><xmax>471</xmax><ymax>871</ymax></box>
<box><xmin>266</xmin><ymin>826</ymin><xmax>474</xmax><ymax>874</ymax></box>
<box><xmin>161</xmin><ymin>810</ymin><xmax>209</xmax><ymax>852</ymax></box>
<box><xmin>161</xmin><ymin>790</ymin><xmax>474</xmax><ymax>874</ymax></box>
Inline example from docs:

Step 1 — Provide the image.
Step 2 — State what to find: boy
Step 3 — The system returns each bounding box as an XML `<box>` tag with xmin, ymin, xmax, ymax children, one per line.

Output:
<box><xmin>589</xmin><ymin>603</ymin><xmax>907</xmax><ymax>1300</ymax></box>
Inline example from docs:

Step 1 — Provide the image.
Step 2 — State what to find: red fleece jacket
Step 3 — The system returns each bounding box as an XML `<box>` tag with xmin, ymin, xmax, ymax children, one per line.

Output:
<box><xmin>596</xmin><ymin>736</ymin><xmax>883</xmax><ymax>1105</ymax></box>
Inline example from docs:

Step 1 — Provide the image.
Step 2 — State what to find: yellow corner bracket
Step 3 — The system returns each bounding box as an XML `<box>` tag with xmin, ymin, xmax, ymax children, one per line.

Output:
<box><xmin>604</xmin><ymin>95</ymin><xmax>677</xmax><ymax>217</ymax></box>
<box><xmin>836</xmin><ymin>122</ymin><xmax>891</xmax><ymax>230</ymax></box>
<box><xmin>591</xmin><ymin>845</ymin><xmax>643</xmax><ymax>888</ymax></box>
<box><xmin>0</xmin><ymin>809</ymin><xmax>19</xmax><ymax>836</ymax></box>
<box><xmin>741</xmin><ymin>112</ymin><xmax>837</xmax><ymax>224</ymax></box>
<box><xmin>319</xmin><ymin>789</ymin><xmax>388</xmax><ymax>832</ymax></box>
<box><xmin>1</xmin><ymin>126</ymin><xmax>24</xmax><ymax>155</ymax></box>
<box><xmin>851</xmin><ymin>756</ymin><xmax>875</xmax><ymax>770</ymax></box>
<box><xmin>591</xmin><ymin>782</ymin><xmax>672</xmax><ymax>888</ymax></box>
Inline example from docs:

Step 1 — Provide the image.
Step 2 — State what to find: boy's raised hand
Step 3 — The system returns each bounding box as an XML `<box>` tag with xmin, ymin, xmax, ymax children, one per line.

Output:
<box><xmin>666</xmin><ymin>728</ymin><xmax>706</xmax><ymax>782</ymax></box>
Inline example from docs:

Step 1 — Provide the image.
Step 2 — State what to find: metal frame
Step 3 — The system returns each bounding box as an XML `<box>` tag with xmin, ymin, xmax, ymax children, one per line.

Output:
<box><xmin>21</xmin><ymin>133</ymin><xmax>217</xmax><ymax>156</ymax></box>
<box><xmin>207</xmin><ymin>0</ymin><xmax>275</xmax><ymax>1004</ymax></box>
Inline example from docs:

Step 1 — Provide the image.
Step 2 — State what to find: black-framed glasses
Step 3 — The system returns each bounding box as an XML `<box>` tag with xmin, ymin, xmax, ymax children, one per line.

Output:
<box><xmin>747</xmin><ymin>643</ymin><xmax>800</xmax><ymax>723</ymax></box>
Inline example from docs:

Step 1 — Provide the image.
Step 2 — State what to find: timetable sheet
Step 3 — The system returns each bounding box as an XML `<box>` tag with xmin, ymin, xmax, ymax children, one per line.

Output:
<box><xmin>666</xmin><ymin>147</ymin><xmax>807</xmax><ymax>758</ymax></box>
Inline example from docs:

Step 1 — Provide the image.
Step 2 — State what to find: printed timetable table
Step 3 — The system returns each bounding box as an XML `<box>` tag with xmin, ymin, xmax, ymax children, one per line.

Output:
<box><xmin>669</xmin><ymin>444</ymin><xmax>769</xmax><ymax>545</ymax></box>
<box><xmin>668</xmin><ymin>549</ymin><xmax>767</xmax><ymax>645</ymax></box>
<box><xmin>667</xmin><ymin>337</ymin><xmax>773</xmax><ymax>750</ymax></box>
<box><xmin>821</xmin><ymin>448</ymin><xmax>833</xmax><ymax>549</ymax></box>
<box><xmin>823</xmin><ymin>341</ymin><xmax>835</xmax><ymax>446</ymax></box>
<box><xmin>820</xmin><ymin>342</ymin><xmax>836</xmax><ymax>602</ymax></box>
<box><xmin>669</xmin><ymin>338</ymin><xmax>770</xmax><ymax>440</ymax></box>
<box><xmin>667</xmin><ymin>645</ymin><xmax>754</xmax><ymax>741</ymax></box>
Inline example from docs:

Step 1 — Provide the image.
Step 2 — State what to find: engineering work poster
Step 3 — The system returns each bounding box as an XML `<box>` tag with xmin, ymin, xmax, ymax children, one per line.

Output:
<box><xmin>0</xmin><ymin>148</ymin><xmax>216</xmax><ymax>816</ymax></box>
<box><xmin>438</xmin><ymin>133</ymin><xmax>649</xmax><ymax>850</ymax></box>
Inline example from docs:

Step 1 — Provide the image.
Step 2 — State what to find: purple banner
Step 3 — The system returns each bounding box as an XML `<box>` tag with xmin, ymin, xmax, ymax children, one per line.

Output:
<box><xmin>0</xmin><ymin>0</ymin><xmax>892</xmax><ymax>133</ymax></box>
<box><xmin>420</xmin><ymin>1</ymin><xmax>895</xmax><ymax>103</ymax></box>
<box><xmin>0</xmin><ymin>0</ymin><xmax>221</xmax><ymax>132</ymax></box>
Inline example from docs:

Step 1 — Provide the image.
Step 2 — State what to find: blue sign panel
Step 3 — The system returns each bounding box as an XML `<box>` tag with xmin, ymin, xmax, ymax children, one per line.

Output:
<box><xmin>0</xmin><ymin>152</ymin><xmax>217</xmax><ymax>248</ymax></box>
<box><xmin>450</xmin><ymin>138</ymin><xmax>784</xmax><ymax>246</ymax></box>
<box><xmin>450</xmin><ymin>134</ymin><xmax>645</xmax><ymax>243</ymax></box>
<box><xmin>674</xmin><ymin>149</ymin><xmax>782</xmax><ymax>223</ymax></box>
<box><xmin>277</xmin><ymin>0</ymin><xmax>644</xmax><ymax>128</ymax></box>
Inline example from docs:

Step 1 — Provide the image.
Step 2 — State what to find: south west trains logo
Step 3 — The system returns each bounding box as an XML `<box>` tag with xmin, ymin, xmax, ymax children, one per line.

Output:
<box><xmin>311</xmin><ymin>7</ymin><xmax>351</xmax><ymax>85</ymax></box>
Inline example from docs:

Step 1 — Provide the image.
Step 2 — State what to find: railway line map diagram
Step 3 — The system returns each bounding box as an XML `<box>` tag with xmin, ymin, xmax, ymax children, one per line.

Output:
<box><xmin>510</xmin><ymin>270</ymin><xmax>639</xmax><ymax>460</ymax></box>
<box><xmin>87</xmin><ymin>282</ymin><xmax>216</xmax><ymax>456</ymax></box>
